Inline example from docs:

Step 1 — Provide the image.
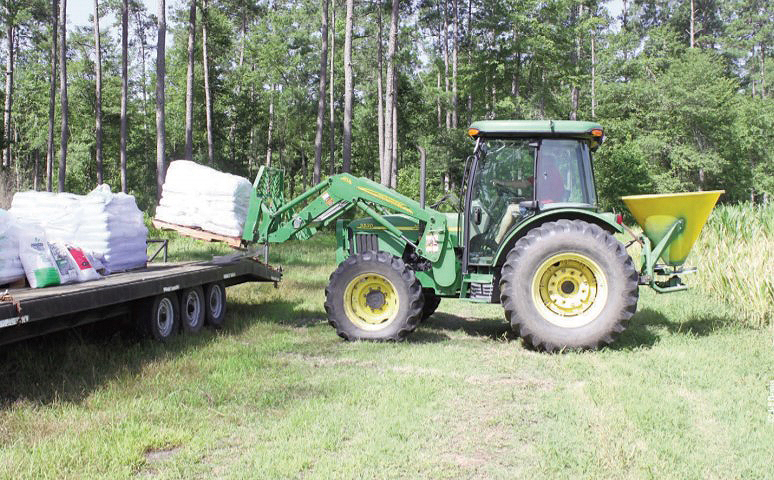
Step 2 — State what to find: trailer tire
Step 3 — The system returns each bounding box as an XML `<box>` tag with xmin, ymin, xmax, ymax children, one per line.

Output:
<box><xmin>204</xmin><ymin>282</ymin><xmax>227</xmax><ymax>328</ymax></box>
<box><xmin>500</xmin><ymin>219</ymin><xmax>639</xmax><ymax>352</ymax></box>
<box><xmin>421</xmin><ymin>289</ymin><xmax>441</xmax><ymax>321</ymax></box>
<box><xmin>180</xmin><ymin>286</ymin><xmax>205</xmax><ymax>333</ymax></box>
<box><xmin>325</xmin><ymin>251</ymin><xmax>424</xmax><ymax>341</ymax></box>
<box><xmin>147</xmin><ymin>293</ymin><xmax>179</xmax><ymax>342</ymax></box>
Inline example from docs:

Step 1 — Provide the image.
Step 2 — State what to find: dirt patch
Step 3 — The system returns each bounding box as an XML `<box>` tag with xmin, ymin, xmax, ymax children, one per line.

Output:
<box><xmin>144</xmin><ymin>446</ymin><xmax>182</xmax><ymax>463</ymax></box>
<box><xmin>278</xmin><ymin>352</ymin><xmax>375</xmax><ymax>369</ymax></box>
<box><xmin>464</xmin><ymin>372</ymin><xmax>556</xmax><ymax>391</ymax></box>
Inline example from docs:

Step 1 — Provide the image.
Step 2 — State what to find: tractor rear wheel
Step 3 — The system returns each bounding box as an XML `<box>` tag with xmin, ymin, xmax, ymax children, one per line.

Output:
<box><xmin>500</xmin><ymin>219</ymin><xmax>639</xmax><ymax>351</ymax></box>
<box><xmin>325</xmin><ymin>251</ymin><xmax>424</xmax><ymax>341</ymax></box>
<box><xmin>421</xmin><ymin>289</ymin><xmax>441</xmax><ymax>321</ymax></box>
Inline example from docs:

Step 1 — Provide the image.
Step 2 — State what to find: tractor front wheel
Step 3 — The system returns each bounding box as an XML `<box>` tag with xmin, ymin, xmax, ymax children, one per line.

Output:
<box><xmin>325</xmin><ymin>251</ymin><xmax>424</xmax><ymax>341</ymax></box>
<box><xmin>500</xmin><ymin>219</ymin><xmax>639</xmax><ymax>351</ymax></box>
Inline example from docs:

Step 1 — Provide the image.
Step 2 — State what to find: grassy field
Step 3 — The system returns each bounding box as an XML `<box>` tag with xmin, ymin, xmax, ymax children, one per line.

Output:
<box><xmin>1</xmin><ymin>232</ymin><xmax>772</xmax><ymax>479</ymax></box>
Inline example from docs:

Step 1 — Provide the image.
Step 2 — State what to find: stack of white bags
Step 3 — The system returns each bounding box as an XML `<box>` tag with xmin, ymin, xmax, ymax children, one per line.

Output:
<box><xmin>9</xmin><ymin>185</ymin><xmax>148</xmax><ymax>275</ymax></box>
<box><xmin>155</xmin><ymin>160</ymin><xmax>252</xmax><ymax>237</ymax></box>
<box><xmin>0</xmin><ymin>209</ymin><xmax>24</xmax><ymax>285</ymax></box>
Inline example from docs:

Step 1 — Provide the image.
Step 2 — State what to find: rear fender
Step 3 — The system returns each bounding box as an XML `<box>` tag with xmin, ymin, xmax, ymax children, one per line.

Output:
<box><xmin>493</xmin><ymin>208</ymin><xmax>622</xmax><ymax>266</ymax></box>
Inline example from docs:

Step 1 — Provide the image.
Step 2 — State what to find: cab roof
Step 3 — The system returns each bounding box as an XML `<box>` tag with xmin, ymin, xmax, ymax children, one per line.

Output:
<box><xmin>468</xmin><ymin>120</ymin><xmax>603</xmax><ymax>139</ymax></box>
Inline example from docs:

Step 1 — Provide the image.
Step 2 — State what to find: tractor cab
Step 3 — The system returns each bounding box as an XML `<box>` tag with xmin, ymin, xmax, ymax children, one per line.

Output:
<box><xmin>463</xmin><ymin>120</ymin><xmax>604</xmax><ymax>266</ymax></box>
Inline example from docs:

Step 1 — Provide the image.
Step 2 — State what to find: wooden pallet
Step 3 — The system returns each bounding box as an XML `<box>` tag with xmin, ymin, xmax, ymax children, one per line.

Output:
<box><xmin>152</xmin><ymin>219</ymin><xmax>244</xmax><ymax>249</ymax></box>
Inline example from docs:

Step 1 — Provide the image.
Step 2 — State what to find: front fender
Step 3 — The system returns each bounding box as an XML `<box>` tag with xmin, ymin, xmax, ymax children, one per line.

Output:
<box><xmin>493</xmin><ymin>208</ymin><xmax>622</xmax><ymax>266</ymax></box>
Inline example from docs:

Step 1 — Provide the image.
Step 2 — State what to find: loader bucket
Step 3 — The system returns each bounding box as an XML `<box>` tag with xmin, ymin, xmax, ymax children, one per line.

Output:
<box><xmin>621</xmin><ymin>190</ymin><xmax>723</xmax><ymax>266</ymax></box>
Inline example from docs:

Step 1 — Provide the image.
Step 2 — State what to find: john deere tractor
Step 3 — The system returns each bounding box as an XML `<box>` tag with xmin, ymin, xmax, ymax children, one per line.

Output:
<box><xmin>240</xmin><ymin>120</ymin><xmax>721</xmax><ymax>351</ymax></box>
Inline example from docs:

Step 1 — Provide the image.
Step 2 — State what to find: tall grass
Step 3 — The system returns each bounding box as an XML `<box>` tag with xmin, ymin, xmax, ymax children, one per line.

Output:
<box><xmin>689</xmin><ymin>203</ymin><xmax>774</xmax><ymax>328</ymax></box>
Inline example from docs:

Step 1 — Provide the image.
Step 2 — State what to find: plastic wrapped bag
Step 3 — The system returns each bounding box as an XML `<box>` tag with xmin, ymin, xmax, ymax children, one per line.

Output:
<box><xmin>0</xmin><ymin>209</ymin><xmax>25</xmax><ymax>285</ymax></box>
<box><xmin>18</xmin><ymin>225</ymin><xmax>61</xmax><ymax>288</ymax></box>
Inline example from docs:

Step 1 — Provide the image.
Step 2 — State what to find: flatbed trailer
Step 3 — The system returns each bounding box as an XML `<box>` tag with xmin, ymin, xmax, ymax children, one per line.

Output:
<box><xmin>0</xmin><ymin>253</ymin><xmax>281</xmax><ymax>346</ymax></box>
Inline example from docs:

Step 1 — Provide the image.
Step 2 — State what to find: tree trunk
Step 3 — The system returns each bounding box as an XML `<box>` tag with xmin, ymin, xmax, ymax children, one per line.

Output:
<box><xmin>383</xmin><ymin>0</ymin><xmax>398</xmax><ymax>186</ymax></box>
<box><xmin>466</xmin><ymin>0</ymin><xmax>472</xmax><ymax>125</ymax></box>
<box><xmin>418</xmin><ymin>145</ymin><xmax>426</xmax><ymax>208</ymax></box>
<box><xmin>202</xmin><ymin>0</ymin><xmax>214</xmax><ymax>165</ymax></box>
<box><xmin>377</xmin><ymin>0</ymin><xmax>385</xmax><ymax>182</ymax></box>
<box><xmin>760</xmin><ymin>43</ymin><xmax>766</xmax><ymax>98</ymax></box>
<box><xmin>313</xmin><ymin>0</ymin><xmax>329</xmax><ymax>184</ymax></box>
<box><xmin>390</xmin><ymin>71</ymin><xmax>397</xmax><ymax>189</ymax></box>
<box><xmin>228</xmin><ymin>10</ymin><xmax>247</xmax><ymax>165</ymax></box>
<box><xmin>302</xmin><ymin>149</ymin><xmax>308</xmax><ymax>189</ymax></box>
<box><xmin>155</xmin><ymin>0</ymin><xmax>167</xmax><ymax>199</ymax></box>
<box><xmin>689</xmin><ymin>0</ymin><xmax>695</xmax><ymax>48</ymax></box>
<box><xmin>266</xmin><ymin>86</ymin><xmax>274</xmax><ymax>166</ymax></box>
<box><xmin>94</xmin><ymin>0</ymin><xmax>104</xmax><ymax>185</ymax></box>
<box><xmin>120</xmin><ymin>0</ymin><xmax>128</xmax><ymax>191</ymax></box>
<box><xmin>46</xmin><ymin>0</ymin><xmax>57</xmax><ymax>192</ymax></box>
<box><xmin>3</xmin><ymin>10</ymin><xmax>13</xmax><ymax>169</ymax></box>
<box><xmin>341</xmin><ymin>0</ymin><xmax>354</xmax><ymax>173</ymax></box>
<box><xmin>134</xmin><ymin>6</ymin><xmax>150</xmax><ymax>182</ymax></box>
<box><xmin>436</xmin><ymin>70</ymin><xmax>442</xmax><ymax>129</ymax></box>
<box><xmin>184</xmin><ymin>0</ymin><xmax>195</xmax><ymax>161</ymax></box>
<box><xmin>451</xmin><ymin>0</ymin><xmax>458</xmax><ymax>128</ymax></box>
<box><xmin>442</xmin><ymin>0</ymin><xmax>450</xmax><ymax>130</ymax></box>
<box><xmin>33</xmin><ymin>151</ymin><xmax>39</xmax><ymax>191</ymax></box>
<box><xmin>329</xmin><ymin>0</ymin><xmax>336</xmax><ymax>176</ymax></box>
<box><xmin>591</xmin><ymin>30</ymin><xmax>597</xmax><ymax>119</ymax></box>
<box><xmin>570</xmin><ymin>4</ymin><xmax>581</xmax><ymax>121</ymax></box>
<box><xmin>58</xmin><ymin>0</ymin><xmax>68</xmax><ymax>192</ymax></box>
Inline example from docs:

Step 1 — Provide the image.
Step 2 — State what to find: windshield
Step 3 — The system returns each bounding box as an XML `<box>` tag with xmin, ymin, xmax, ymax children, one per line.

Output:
<box><xmin>466</xmin><ymin>138</ymin><xmax>596</xmax><ymax>266</ymax></box>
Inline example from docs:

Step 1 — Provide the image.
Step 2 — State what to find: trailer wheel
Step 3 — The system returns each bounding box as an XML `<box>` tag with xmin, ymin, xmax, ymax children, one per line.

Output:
<box><xmin>204</xmin><ymin>282</ymin><xmax>227</xmax><ymax>328</ymax></box>
<box><xmin>147</xmin><ymin>293</ymin><xmax>179</xmax><ymax>342</ymax></box>
<box><xmin>180</xmin><ymin>286</ymin><xmax>205</xmax><ymax>333</ymax></box>
<box><xmin>325</xmin><ymin>251</ymin><xmax>424</xmax><ymax>341</ymax></box>
<box><xmin>500</xmin><ymin>219</ymin><xmax>639</xmax><ymax>351</ymax></box>
<box><xmin>421</xmin><ymin>289</ymin><xmax>441</xmax><ymax>321</ymax></box>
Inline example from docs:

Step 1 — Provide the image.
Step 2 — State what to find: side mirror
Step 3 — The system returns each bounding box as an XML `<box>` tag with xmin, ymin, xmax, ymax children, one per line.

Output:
<box><xmin>472</xmin><ymin>206</ymin><xmax>482</xmax><ymax>225</ymax></box>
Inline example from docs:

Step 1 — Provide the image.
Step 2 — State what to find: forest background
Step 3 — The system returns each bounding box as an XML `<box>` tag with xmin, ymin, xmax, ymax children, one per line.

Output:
<box><xmin>0</xmin><ymin>0</ymin><xmax>770</xmax><ymax>213</ymax></box>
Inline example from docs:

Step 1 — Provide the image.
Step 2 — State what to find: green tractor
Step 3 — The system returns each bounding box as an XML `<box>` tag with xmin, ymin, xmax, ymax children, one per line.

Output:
<box><xmin>240</xmin><ymin>120</ymin><xmax>721</xmax><ymax>351</ymax></box>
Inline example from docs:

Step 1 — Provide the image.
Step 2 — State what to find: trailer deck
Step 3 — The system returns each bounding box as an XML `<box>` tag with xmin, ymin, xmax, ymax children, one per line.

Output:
<box><xmin>0</xmin><ymin>253</ymin><xmax>281</xmax><ymax>346</ymax></box>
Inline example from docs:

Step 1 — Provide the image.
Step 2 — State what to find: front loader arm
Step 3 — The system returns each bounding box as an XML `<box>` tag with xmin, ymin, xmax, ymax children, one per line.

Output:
<box><xmin>242</xmin><ymin>167</ymin><xmax>450</xmax><ymax>263</ymax></box>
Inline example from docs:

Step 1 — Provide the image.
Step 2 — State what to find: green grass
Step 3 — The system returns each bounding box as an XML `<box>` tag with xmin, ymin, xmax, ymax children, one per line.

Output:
<box><xmin>1</xmin><ymin>233</ymin><xmax>772</xmax><ymax>479</ymax></box>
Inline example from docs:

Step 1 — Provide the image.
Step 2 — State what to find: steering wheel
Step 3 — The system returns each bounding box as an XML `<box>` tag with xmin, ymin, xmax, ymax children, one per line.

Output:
<box><xmin>430</xmin><ymin>192</ymin><xmax>461</xmax><ymax>210</ymax></box>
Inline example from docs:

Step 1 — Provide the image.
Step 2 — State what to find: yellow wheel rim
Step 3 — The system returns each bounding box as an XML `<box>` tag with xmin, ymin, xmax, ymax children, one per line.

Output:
<box><xmin>343</xmin><ymin>273</ymin><xmax>400</xmax><ymax>331</ymax></box>
<box><xmin>531</xmin><ymin>253</ymin><xmax>608</xmax><ymax>328</ymax></box>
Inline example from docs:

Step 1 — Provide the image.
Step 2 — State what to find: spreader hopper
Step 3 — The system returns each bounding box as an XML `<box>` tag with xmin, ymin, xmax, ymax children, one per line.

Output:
<box><xmin>621</xmin><ymin>190</ymin><xmax>723</xmax><ymax>292</ymax></box>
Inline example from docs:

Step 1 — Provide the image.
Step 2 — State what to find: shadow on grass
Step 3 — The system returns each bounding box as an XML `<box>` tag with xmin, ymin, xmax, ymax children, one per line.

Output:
<box><xmin>228</xmin><ymin>299</ymin><xmax>324</xmax><ymax>329</ymax></box>
<box><xmin>0</xmin><ymin>298</ymin><xmax>312</xmax><ymax>408</ymax></box>
<box><xmin>420</xmin><ymin>312</ymin><xmax>514</xmax><ymax>342</ymax></box>
<box><xmin>612</xmin><ymin>308</ymin><xmax>737</xmax><ymax>350</ymax></box>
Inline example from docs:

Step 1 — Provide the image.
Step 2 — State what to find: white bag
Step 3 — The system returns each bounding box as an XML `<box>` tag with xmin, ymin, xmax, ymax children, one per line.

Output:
<box><xmin>48</xmin><ymin>242</ymin><xmax>79</xmax><ymax>284</ymax></box>
<box><xmin>18</xmin><ymin>225</ymin><xmax>61</xmax><ymax>288</ymax></box>
<box><xmin>65</xmin><ymin>245</ymin><xmax>101</xmax><ymax>282</ymax></box>
<box><xmin>0</xmin><ymin>209</ymin><xmax>25</xmax><ymax>285</ymax></box>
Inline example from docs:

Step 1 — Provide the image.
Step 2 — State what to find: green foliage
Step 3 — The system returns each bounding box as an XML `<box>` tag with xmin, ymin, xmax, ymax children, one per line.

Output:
<box><xmin>691</xmin><ymin>203</ymin><xmax>774</xmax><ymax>327</ymax></box>
<box><xmin>0</xmin><ymin>0</ymin><xmax>772</xmax><ymax>212</ymax></box>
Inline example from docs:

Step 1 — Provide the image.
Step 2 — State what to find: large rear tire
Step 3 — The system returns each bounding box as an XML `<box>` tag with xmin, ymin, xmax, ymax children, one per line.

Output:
<box><xmin>421</xmin><ymin>289</ymin><xmax>441</xmax><ymax>321</ymax></box>
<box><xmin>325</xmin><ymin>251</ymin><xmax>424</xmax><ymax>341</ymax></box>
<box><xmin>499</xmin><ymin>219</ymin><xmax>639</xmax><ymax>351</ymax></box>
